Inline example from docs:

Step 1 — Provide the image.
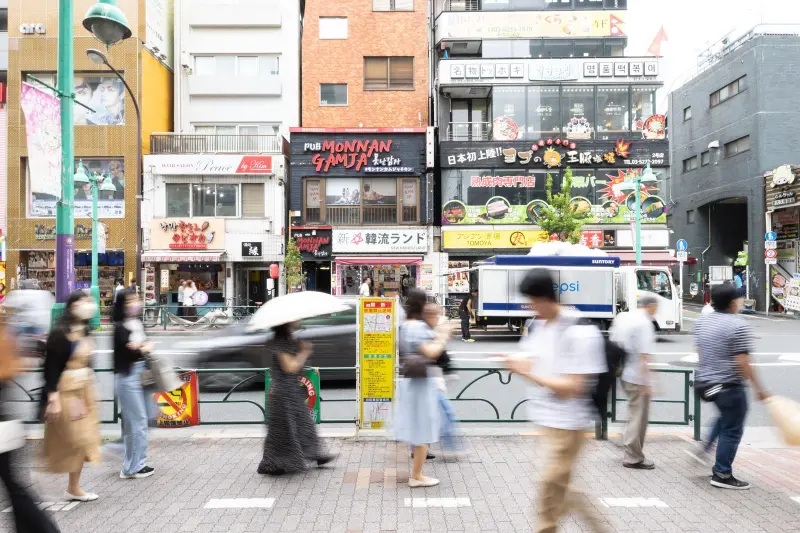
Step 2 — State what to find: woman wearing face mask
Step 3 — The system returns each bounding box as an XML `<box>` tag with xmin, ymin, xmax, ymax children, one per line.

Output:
<box><xmin>257</xmin><ymin>321</ymin><xmax>335</xmax><ymax>475</ymax></box>
<box><xmin>113</xmin><ymin>290</ymin><xmax>155</xmax><ymax>480</ymax></box>
<box><xmin>41</xmin><ymin>291</ymin><xmax>102</xmax><ymax>501</ymax></box>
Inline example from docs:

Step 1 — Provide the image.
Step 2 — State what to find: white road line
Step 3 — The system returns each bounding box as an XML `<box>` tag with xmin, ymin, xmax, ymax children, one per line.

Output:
<box><xmin>204</xmin><ymin>498</ymin><xmax>275</xmax><ymax>509</ymax></box>
<box><xmin>780</xmin><ymin>355</ymin><xmax>800</xmax><ymax>362</ymax></box>
<box><xmin>599</xmin><ymin>497</ymin><xmax>669</xmax><ymax>508</ymax></box>
<box><xmin>404</xmin><ymin>498</ymin><xmax>471</xmax><ymax>508</ymax></box>
<box><xmin>93</xmin><ymin>350</ymin><xmax>193</xmax><ymax>356</ymax></box>
<box><xmin>791</xmin><ymin>496</ymin><xmax>800</xmax><ymax>505</ymax></box>
<box><xmin>3</xmin><ymin>501</ymin><xmax>79</xmax><ymax>513</ymax></box>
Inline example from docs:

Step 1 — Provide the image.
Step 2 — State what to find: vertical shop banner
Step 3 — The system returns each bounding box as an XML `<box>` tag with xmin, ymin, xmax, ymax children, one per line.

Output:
<box><xmin>153</xmin><ymin>371</ymin><xmax>200</xmax><ymax>428</ymax></box>
<box><xmin>20</xmin><ymin>83</ymin><xmax>62</xmax><ymax>208</ymax></box>
<box><xmin>265</xmin><ymin>368</ymin><xmax>321</xmax><ymax>424</ymax></box>
<box><xmin>358</xmin><ymin>298</ymin><xmax>397</xmax><ymax>430</ymax></box>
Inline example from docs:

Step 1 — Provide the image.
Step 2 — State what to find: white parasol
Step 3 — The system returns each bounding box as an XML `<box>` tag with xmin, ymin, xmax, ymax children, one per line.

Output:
<box><xmin>247</xmin><ymin>291</ymin><xmax>351</xmax><ymax>331</ymax></box>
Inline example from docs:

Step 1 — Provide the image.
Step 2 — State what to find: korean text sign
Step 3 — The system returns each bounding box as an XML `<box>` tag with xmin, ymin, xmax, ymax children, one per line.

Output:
<box><xmin>358</xmin><ymin>299</ymin><xmax>396</xmax><ymax>430</ymax></box>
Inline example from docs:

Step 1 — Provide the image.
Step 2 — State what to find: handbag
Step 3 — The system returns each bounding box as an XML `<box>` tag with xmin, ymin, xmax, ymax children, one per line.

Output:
<box><xmin>0</xmin><ymin>420</ymin><xmax>25</xmax><ymax>454</ymax></box>
<box><xmin>144</xmin><ymin>352</ymin><xmax>182</xmax><ymax>393</ymax></box>
<box><xmin>764</xmin><ymin>396</ymin><xmax>800</xmax><ymax>446</ymax></box>
<box><xmin>400</xmin><ymin>353</ymin><xmax>429</xmax><ymax>379</ymax></box>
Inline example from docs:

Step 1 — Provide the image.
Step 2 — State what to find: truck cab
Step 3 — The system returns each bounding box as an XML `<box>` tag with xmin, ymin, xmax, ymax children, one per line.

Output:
<box><xmin>616</xmin><ymin>266</ymin><xmax>681</xmax><ymax>331</ymax></box>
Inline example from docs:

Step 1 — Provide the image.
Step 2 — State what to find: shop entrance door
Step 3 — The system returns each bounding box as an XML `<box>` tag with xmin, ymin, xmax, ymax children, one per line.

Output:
<box><xmin>303</xmin><ymin>262</ymin><xmax>332</xmax><ymax>294</ymax></box>
<box><xmin>248</xmin><ymin>270</ymin><xmax>267</xmax><ymax>306</ymax></box>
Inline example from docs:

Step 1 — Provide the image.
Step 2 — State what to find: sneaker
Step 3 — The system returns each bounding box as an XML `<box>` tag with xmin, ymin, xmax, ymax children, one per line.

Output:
<box><xmin>409</xmin><ymin>476</ymin><xmax>440</xmax><ymax>488</ymax></box>
<box><xmin>462</xmin><ymin>338</ymin><xmax>475</xmax><ymax>343</ymax></box>
<box><xmin>623</xmin><ymin>459</ymin><xmax>655</xmax><ymax>470</ymax></box>
<box><xmin>710</xmin><ymin>473</ymin><xmax>750</xmax><ymax>490</ymax></box>
<box><xmin>120</xmin><ymin>466</ymin><xmax>155</xmax><ymax>479</ymax></box>
<box><xmin>684</xmin><ymin>444</ymin><xmax>711</xmax><ymax>467</ymax></box>
<box><xmin>316</xmin><ymin>454</ymin><xmax>337</xmax><ymax>467</ymax></box>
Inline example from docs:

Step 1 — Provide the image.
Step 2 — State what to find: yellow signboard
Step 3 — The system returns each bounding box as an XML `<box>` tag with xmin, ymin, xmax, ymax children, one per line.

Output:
<box><xmin>443</xmin><ymin>230</ymin><xmax>547</xmax><ymax>250</ymax></box>
<box><xmin>438</xmin><ymin>11</ymin><xmax>625</xmax><ymax>40</ymax></box>
<box><xmin>358</xmin><ymin>298</ymin><xmax>397</xmax><ymax>430</ymax></box>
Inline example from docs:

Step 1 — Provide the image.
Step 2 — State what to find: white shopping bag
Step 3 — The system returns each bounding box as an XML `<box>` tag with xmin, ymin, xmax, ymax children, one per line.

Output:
<box><xmin>764</xmin><ymin>396</ymin><xmax>800</xmax><ymax>446</ymax></box>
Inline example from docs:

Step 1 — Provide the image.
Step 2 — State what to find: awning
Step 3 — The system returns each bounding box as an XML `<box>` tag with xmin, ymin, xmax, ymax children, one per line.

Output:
<box><xmin>141</xmin><ymin>251</ymin><xmax>227</xmax><ymax>263</ymax></box>
<box><xmin>608</xmin><ymin>251</ymin><xmax>680</xmax><ymax>266</ymax></box>
<box><xmin>334</xmin><ymin>255</ymin><xmax>422</xmax><ymax>266</ymax></box>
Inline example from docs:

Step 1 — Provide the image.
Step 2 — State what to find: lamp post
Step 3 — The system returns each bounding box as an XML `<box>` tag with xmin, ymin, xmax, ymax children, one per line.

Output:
<box><xmin>618</xmin><ymin>163</ymin><xmax>659</xmax><ymax>266</ymax></box>
<box><xmin>74</xmin><ymin>162</ymin><xmax>117</xmax><ymax>328</ymax></box>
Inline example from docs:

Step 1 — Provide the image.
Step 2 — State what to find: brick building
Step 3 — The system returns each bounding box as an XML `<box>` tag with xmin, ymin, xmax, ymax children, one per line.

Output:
<box><xmin>292</xmin><ymin>0</ymin><xmax>437</xmax><ymax>297</ymax></box>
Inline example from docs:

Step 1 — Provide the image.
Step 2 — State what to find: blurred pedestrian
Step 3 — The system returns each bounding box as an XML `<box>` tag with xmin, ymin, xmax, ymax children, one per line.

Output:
<box><xmin>610</xmin><ymin>294</ymin><xmax>659</xmax><ymax>469</ymax></box>
<box><xmin>113</xmin><ymin>290</ymin><xmax>155</xmax><ymax>479</ymax></box>
<box><xmin>41</xmin><ymin>291</ymin><xmax>101</xmax><ymax>501</ymax></box>
<box><xmin>377</xmin><ymin>282</ymin><xmax>385</xmax><ymax>297</ymax></box>
<box><xmin>128</xmin><ymin>278</ymin><xmax>138</xmax><ymax>296</ymax></box>
<box><xmin>113</xmin><ymin>279</ymin><xmax>125</xmax><ymax>304</ymax></box>
<box><xmin>359</xmin><ymin>277</ymin><xmax>372</xmax><ymax>297</ymax></box>
<box><xmin>177</xmin><ymin>279</ymin><xmax>186</xmax><ymax>318</ymax></box>
<box><xmin>460</xmin><ymin>288</ymin><xmax>478</xmax><ymax>343</ymax></box>
<box><xmin>689</xmin><ymin>283</ymin><xmax>770</xmax><ymax>490</ymax></box>
<box><xmin>396</xmin><ymin>289</ymin><xmax>450</xmax><ymax>488</ymax></box>
<box><xmin>1</xmin><ymin>320</ymin><xmax>61</xmax><ymax>532</ymax></box>
<box><xmin>503</xmin><ymin>269</ymin><xmax>608</xmax><ymax>533</ymax></box>
<box><xmin>257</xmin><ymin>322</ymin><xmax>335</xmax><ymax>475</ymax></box>
<box><xmin>183</xmin><ymin>281</ymin><xmax>197</xmax><ymax>319</ymax></box>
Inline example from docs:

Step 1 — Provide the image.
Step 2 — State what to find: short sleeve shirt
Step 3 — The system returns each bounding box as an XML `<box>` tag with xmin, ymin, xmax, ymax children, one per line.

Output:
<box><xmin>694</xmin><ymin>311</ymin><xmax>753</xmax><ymax>384</ymax></box>
<box><xmin>610</xmin><ymin>309</ymin><xmax>655</xmax><ymax>386</ymax></box>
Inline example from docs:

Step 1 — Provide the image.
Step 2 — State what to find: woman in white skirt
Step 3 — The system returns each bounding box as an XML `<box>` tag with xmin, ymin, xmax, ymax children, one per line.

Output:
<box><xmin>395</xmin><ymin>289</ymin><xmax>451</xmax><ymax>488</ymax></box>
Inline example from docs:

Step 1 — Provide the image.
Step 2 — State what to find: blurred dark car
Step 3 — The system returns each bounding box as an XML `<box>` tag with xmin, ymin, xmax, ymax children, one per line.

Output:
<box><xmin>176</xmin><ymin>302</ymin><xmax>358</xmax><ymax>391</ymax></box>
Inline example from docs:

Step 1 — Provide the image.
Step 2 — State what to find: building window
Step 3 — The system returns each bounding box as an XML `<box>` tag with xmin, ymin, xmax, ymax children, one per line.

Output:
<box><xmin>562</xmin><ymin>86</ymin><xmax>595</xmax><ymax>140</ymax></box>
<box><xmin>302</xmin><ymin>177</ymin><xmax>420</xmax><ymax>225</ymax></box>
<box><xmin>701</xmin><ymin>150</ymin><xmax>710</xmax><ymax>166</ymax></box>
<box><xmin>364</xmin><ymin>57</ymin><xmax>414</xmax><ymax>90</ymax></box>
<box><xmin>597</xmin><ymin>86</ymin><xmax>629</xmax><ymax>138</ymax></box>
<box><xmin>573</xmin><ymin>39</ymin><xmax>603</xmax><ymax>58</ymax></box>
<box><xmin>166</xmin><ymin>183</ymin><xmax>240</xmax><ymax>218</ymax></box>
<box><xmin>683</xmin><ymin>106</ymin><xmax>692</xmax><ymax>121</ymax></box>
<box><xmin>483</xmin><ymin>39</ymin><xmax>531</xmax><ymax>59</ymax></box>
<box><xmin>710</xmin><ymin>76</ymin><xmax>745</xmax><ymax>107</ymax></box>
<box><xmin>631</xmin><ymin>85</ymin><xmax>658</xmax><ymax>133</ymax></box>
<box><xmin>193</xmin><ymin>124</ymin><xmax>279</xmax><ymax>135</ymax></box>
<box><xmin>0</xmin><ymin>9</ymin><xmax>8</xmax><ymax>32</ymax></box>
<box><xmin>492</xmin><ymin>86</ymin><xmax>527</xmax><ymax>140</ymax></box>
<box><xmin>193</xmin><ymin>55</ymin><xmax>280</xmax><ymax>77</ymax></box>
<box><xmin>687</xmin><ymin>209</ymin><xmax>695</xmax><ymax>224</ymax></box>
<box><xmin>320</xmin><ymin>84</ymin><xmax>348</xmax><ymax>106</ymax></box>
<box><xmin>526</xmin><ymin>86</ymin><xmax>561</xmax><ymax>137</ymax></box>
<box><xmin>724</xmin><ymin>135</ymin><xmax>750</xmax><ymax>158</ymax></box>
<box><xmin>682</xmin><ymin>156</ymin><xmax>698</xmax><ymax>173</ymax></box>
<box><xmin>242</xmin><ymin>184</ymin><xmax>266</xmax><ymax>218</ymax></box>
<box><xmin>373</xmin><ymin>0</ymin><xmax>413</xmax><ymax>11</ymax></box>
<box><xmin>319</xmin><ymin>17</ymin><xmax>348</xmax><ymax>39</ymax></box>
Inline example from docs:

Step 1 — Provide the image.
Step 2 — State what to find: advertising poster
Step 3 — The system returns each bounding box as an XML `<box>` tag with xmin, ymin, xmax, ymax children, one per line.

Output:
<box><xmin>442</xmin><ymin>168</ymin><xmax>665</xmax><ymax>226</ymax></box>
<box><xmin>73</xmin><ymin>75</ymin><xmax>126</xmax><ymax>125</ymax></box>
<box><xmin>0</xmin><ymin>263</ymin><xmax>6</xmax><ymax>304</ymax></box>
<box><xmin>265</xmin><ymin>368</ymin><xmax>321</xmax><ymax>424</ymax></box>
<box><xmin>31</xmin><ymin>159</ymin><xmax>126</xmax><ymax>218</ymax></box>
<box><xmin>326</xmin><ymin>177</ymin><xmax>361</xmax><ymax>206</ymax></box>
<box><xmin>448</xmin><ymin>261</ymin><xmax>470</xmax><ymax>294</ymax></box>
<box><xmin>358</xmin><ymin>299</ymin><xmax>396</xmax><ymax>430</ymax></box>
<box><xmin>21</xmin><ymin>83</ymin><xmax>62</xmax><ymax>207</ymax></box>
<box><xmin>362</xmin><ymin>178</ymin><xmax>397</xmax><ymax>205</ymax></box>
<box><xmin>153</xmin><ymin>371</ymin><xmax>200</xmax><ymax>427</ymax></box>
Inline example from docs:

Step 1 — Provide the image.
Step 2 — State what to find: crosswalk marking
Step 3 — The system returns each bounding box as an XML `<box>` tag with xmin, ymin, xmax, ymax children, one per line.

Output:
<box><xmin>791</xmin><ymin>496</ymin><xmax>800</xmax><ymax>505</ymax></box>
<box><xmin>404</xmin><ymin>497</ymin><xmax>471</xmax><ymax>508</ymax></box>
<box><xmin>204</xmin><ymin>498</ymin><xmax>275</xmax><ymax>509</ymax></box>
<box><xmin>599</xmin><ymin>497</ymin><xmax>668</xmax><ymax>508</ymax></box>
<box><xmin>2</xmin><ymin>501</ymin><xmax>80</xmax><ymax>513</ymax></box>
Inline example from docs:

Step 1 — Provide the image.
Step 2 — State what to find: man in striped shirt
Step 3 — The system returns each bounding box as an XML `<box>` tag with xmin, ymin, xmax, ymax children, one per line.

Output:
<box><xmin>691</xmin><ymin>283</ymin><xmax>769</xmax><ymax>490</ymax></box>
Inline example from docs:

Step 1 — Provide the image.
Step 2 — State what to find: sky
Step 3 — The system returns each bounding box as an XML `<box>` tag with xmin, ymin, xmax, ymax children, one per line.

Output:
<box><xmin>623</xmin><ymin>0</ymin><xmax>800</xmax><ymax>111</ymax></box>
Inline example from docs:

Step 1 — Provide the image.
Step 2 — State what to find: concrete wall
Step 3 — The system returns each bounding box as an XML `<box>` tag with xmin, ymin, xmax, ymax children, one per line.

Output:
<box><xmin>668</xmin><ymin>35</ymin><xmax>800</xmax><ymax>308</ymax></box>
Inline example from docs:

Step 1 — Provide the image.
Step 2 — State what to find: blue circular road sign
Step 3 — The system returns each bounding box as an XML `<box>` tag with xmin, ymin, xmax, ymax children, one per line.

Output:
<box><xmin>676</xmin><ymin>239</ymin><xmax>688</xmax><ymax>252</ymax></box>
<box><xmin>765</xmin><ymin>231</ymin><xmax>777</xmax><ymax>241</ymax></box>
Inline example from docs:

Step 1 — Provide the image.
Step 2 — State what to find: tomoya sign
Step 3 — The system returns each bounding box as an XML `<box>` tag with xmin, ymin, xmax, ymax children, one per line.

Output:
<box><xmin>304</xmin><ymin>139</ymin><xmax>396</xmax><ymax>172</ymax></box>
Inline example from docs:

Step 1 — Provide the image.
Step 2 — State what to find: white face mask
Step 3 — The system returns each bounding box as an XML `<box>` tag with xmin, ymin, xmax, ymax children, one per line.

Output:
<box><xmin>74</xmin><ymin>301</ymin><xmax>98</xmax><ymax>320</ymax></box>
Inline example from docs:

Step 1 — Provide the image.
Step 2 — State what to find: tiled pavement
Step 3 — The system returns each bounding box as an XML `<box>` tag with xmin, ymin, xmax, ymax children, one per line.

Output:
<box><xmin>2</xmin><ymin>434</ymin><xmax>800</xmax><ymax>533</ymax></box>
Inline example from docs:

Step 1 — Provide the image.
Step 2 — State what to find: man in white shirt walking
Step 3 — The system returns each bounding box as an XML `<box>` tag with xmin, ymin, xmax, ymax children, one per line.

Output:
<box><xmin>610</xmin><ymin>293</ymin><xmax>659</xmax><ymax>469</ymax></box>
<box><xmin>359</xmin><ymin>277</ymin><xmax>372</xmax><ymax>297</ymax></box>
<box><xmin>503</xmin><ymin>269</ymin><xmax>608</xmax><ymax>533</ymax></box>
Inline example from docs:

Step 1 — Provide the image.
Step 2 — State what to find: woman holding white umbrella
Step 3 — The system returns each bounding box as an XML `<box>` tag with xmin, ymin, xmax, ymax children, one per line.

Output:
<box><xmin>254</xmin><ymin>292</ymin><xmax>343</xmax><ymax>475</ymax></box>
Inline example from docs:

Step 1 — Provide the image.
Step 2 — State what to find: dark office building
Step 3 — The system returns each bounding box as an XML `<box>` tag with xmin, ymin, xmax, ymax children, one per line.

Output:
<box><xmin>668</xmin><ymin>30</ymin><xmax>800</xmax><ymax>310</ymax></box>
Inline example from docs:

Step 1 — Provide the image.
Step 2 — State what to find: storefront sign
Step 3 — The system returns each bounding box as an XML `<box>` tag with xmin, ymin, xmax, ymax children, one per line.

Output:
<box><xmin>774</xmin><ymin>208</ymin><xmax>799</xmax><ymax>240</ymax></box>
<box><xmin>149</xmin><ymin>219</ymin><xmax>225</xmax><ymax>250</ymax></box>
<box><xmin>580</xmin><ymin>230</ymin><xmax>604</xmax><ymax>248</ymax></box>
<box><xmin>358</xmin><ymin>299</ymin><xmax>397</xmax><ymax>430</ymax></box>
<box><xmin>242</xmin><ymin>242</ymin><xmax>262</xmax><ymax>258</ymax></box>
<box><xmin>291</xmin><ymin>228</ymin><xmax>333</xmax><ymax>260</ymax></box>
<box><xmin>146</xmin><ymin>155</ymin><xmax>273</xmax><ymax>175</ymax></box>
<box><xmin>153</xmin><ymin>371</ymin><xmax>200</xmax><ymax>428</ymax></box>
<box><xmin>443</xmin><ymin>57</ymin><xmax>658</xmax><ymax>85</ymax></box>
<box><xmin>160</xmin><ymin>269</ymin><xmax>170</xmax><ymax>291</ymax></box>
<box><xmin>35</xmin><ymin>224</ymin><xmax>94</xmax><ymax>240</ymax></box>
<box><xmin>448</xmin><ymin>261</ymin><xmax>470</xmax><ymax>294</ymax></box>
<box><xmin>436</xmin><ymin>10</ymin><xmax>625</xmax><ymax>40</ymax></box>
<box><xmin>290</xmin><ymin>132</ymin><xmax>426</xmax><ymax>177</ymax></box>
<box><xmin>616</xmin><ymin>229</ymin><xmax>669</xmax><ymax>248</ymax></box>
<box><xmin>441</xmin><ymin>139</ymin><xmax>668</xmax><ymax>169</ymax></box>
<box><xmin>333</xmin><ymin>229</ymin><xmax>428</xmax><ymax>254</ymax></box>
<box><xmin>773</xmin><ymin>191</ymin><xmax>797</xmax><ymax>208</ymax></box>
<box><xmin>770</xmin><ymin>165</ymin><xmax>796</xmax><ymax>188</ymax></box>
<box><xmin>442</xmin><ymin>229</ymin><xmax>547</xmax><ymax>249</ymax></box>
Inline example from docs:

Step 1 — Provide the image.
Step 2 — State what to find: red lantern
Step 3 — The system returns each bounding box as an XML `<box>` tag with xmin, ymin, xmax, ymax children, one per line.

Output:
<box><xmin>269</xmin><ymin>264</ymin><xmax>279</xmax><ymax>279</ymax></box>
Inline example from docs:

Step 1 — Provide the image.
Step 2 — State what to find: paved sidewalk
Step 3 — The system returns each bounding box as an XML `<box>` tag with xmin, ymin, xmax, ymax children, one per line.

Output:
<box><xmin>2</xmin><ymin>434</ymin><xmax>800</xmax><ymax>533</ymax></box>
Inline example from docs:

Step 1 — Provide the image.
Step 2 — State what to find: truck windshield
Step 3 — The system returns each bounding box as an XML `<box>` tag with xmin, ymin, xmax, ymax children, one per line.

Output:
<box><xmin>636</xmin><ymin>270</ymin><xmax>672</xmax><ymax>300</ymax></box>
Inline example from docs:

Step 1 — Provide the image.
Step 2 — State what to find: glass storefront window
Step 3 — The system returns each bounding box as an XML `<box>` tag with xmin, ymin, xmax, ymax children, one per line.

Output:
<box><xmin>482</xmin><ymin>39</ymin><xmax>530</xmax><ymax>58</ymax></box>
<box><xmin>192</xmin><ymin>184</ymin><xmax>216</xmax><ymax>217</ymax></box>
<box><xmin>216</xmin><ymin>184</ymin><xmax>238</xmax><ymax>216</ymax></box>
<box><xmin>604</xmin><ymin>39</ymin><xmax>625</xmax><ymax>57</ymax></box>
<box><xmin>562</xmin><ymin>86</ymin><xmax>595</xmax><ymax>140</ymax></box>
<box><xmin>492</xmin><ymin>86</ymin><xmax>527</xmax><ymax>141</ymax></box>
<box><xmin>542</xmin><ymin>39</ymin><xmax>573</xmax><ymax>58</ymax></box>
<box><xmin>597</xmin><ymin>86</ymin><xmax>629</xmax><ymax>139</ymax></box>
<box><xmin>166</xmin><ymin>184</ymin><xmax>190</xmax><ymax>217</ymax></box>
<box><xmin>632</xmin><ymin>85</ymin><xmax>659</xmax><ymax>133</ymax></box>
<box><xmin>527</xmin><ymin>86</ymin><xmax>561</xmax><ymax>137</ymax></box>
<box><xmin>574</xmin><ymin>39</ymin><xmax>603</xmax><ymax>58</ymax></box>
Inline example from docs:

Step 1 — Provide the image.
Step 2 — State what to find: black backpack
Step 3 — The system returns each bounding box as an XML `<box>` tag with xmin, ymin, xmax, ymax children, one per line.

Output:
<box><xmin>590</xmin><ymin>331</ymin><xmax>626</xmax><ymax>420</ymax></box>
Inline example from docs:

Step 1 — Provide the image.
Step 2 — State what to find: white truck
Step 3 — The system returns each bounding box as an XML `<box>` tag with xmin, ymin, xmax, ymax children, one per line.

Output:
<box><xmin>473</xmin><ymin>255</ymin><xmax>681</xmax><ymax>332</ymax></box>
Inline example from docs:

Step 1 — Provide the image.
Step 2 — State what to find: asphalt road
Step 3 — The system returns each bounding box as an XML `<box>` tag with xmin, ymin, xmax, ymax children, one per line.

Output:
<box><xmin>7</xmin><ymin>306</ymin><xmax>799</xmax><ymax>431</ymax></box>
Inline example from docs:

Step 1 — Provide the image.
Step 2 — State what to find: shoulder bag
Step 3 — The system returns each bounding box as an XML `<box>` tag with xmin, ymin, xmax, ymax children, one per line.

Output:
<box><xmin>399</xmin><ymin>322</ymin><xmax>431</xmax><ymax>379</ymax></box>
<box><xmin>144</xmin><ymin>351</ymin><xmax>182</xmax><ymax>393</ymax></box>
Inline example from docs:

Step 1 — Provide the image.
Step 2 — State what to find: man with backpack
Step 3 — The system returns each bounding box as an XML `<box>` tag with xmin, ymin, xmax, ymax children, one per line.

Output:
<box><xmin>503</xmin><ymin>269</ymin><xmax>608</xmax><ymax>533</ymax></box>
<box><xmin>610</xmin><ymin>293</ymin><xmax>659</xmax><ymax>469</ymax></box>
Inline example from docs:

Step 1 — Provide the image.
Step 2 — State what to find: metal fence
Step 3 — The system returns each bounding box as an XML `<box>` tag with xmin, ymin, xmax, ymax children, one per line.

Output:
<box><xmin>141</xmin><ymin>305</ymin><xmax>260</xmax><ymax>330</ymax></box>
<box><xmin>8</xmin><ymin>365</ymin><xmax>702</xmax><ymax>440</ymax></box>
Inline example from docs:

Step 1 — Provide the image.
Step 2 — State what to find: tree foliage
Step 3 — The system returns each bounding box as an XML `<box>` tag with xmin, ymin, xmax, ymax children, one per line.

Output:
<box><xmin>538</xmin><ymin>166</ymin><xmax>583</xmax><ymax>244</ymax></box>
<box><xmin>284</xmin><ymin>237</ymin><xmax>306</xmax><ymax>292</ymax></box>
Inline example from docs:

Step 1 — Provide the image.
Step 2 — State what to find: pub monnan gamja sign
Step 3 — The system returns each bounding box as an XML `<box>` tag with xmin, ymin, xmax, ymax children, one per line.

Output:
<box><xmin>304</xmin><ymin>139</ymin><xmax>410</xmax><ymax>173</ymax></box>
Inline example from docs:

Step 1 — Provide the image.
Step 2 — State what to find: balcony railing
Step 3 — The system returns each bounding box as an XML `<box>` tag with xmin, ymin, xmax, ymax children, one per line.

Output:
<box><xmin>445</xmin><ymin>122</ymin><xmax>492</xmax><ymax>141</ymax></box>
<box><xmin>150</xmin><ymin>134</ymin><xmax>282</xmax><ymax>154</ymax></box>
<box><xmin>443</xmin><ymin>0</ymin><xmax>480</xmax><ymax>11</ymax></box>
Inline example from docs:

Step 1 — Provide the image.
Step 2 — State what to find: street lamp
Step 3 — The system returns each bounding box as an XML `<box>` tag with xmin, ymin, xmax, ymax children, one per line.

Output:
<box><xmin>75</xmin><ymin>162</ymin><xmax>115</xmax><ymax>328</ymax></box>
<box><xmin>618</xmin><ymin>163</ymin><xmax>659</xmax><ymax>266</ymax></box>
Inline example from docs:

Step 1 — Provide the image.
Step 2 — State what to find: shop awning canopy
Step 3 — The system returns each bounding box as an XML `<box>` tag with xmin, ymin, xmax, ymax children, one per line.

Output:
<box><xmin>141</xmin><ymin>251</ymin><xmax>227</xmax><ymax>263</ymax></box>
<box><xmin>609</xmin><ymin>251</ymin><xmax>683</xmax><ymax>266</ymax></box>
<box><xmin>335</xmin><ymin>256</ymin><xmax>422</xmax><ymax>266</ymax></box>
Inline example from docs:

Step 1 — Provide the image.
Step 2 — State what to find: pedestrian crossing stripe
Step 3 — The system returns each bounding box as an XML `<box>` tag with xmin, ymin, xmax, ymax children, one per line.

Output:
<box><xmin>404</xmin><ymin>498</ymin><xmax>471</xmax><ymax>508</ymax></box>
<box><xmin>1</xmin><ymin>501</ymin><xmax>80</xmax><ymax>513</ymax></box>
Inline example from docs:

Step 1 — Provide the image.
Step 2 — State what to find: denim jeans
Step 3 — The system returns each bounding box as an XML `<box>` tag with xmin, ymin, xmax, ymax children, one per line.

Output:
<box><xmin>115</xmin><ymin>361</ymin><xmax>149</xmax><ymax>475</ymax></box>
<box><xmin>708</xmin><ymin>385</ymin><xmax>748</xmax><ymax>476</ymax></box>
<box><xmin>438</xmin><ymin>390</ymin><xmax>461</xmax><ymax>451</ymax></box>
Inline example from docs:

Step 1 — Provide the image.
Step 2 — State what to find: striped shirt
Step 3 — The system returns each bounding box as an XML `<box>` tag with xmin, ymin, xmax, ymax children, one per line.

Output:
<box><xmin>694</xmin><ymin>311</ymin><xmax>753</xmax><ymax>385</ymax></box>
